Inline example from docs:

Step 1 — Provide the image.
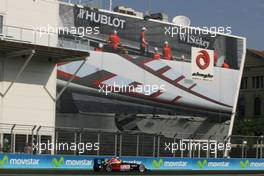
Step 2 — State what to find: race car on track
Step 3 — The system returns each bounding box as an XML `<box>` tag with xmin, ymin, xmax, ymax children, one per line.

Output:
<box><xmin>93</xmin><ymin>157</ymin><xmax>146</xmax><ymax>172</ymax></box>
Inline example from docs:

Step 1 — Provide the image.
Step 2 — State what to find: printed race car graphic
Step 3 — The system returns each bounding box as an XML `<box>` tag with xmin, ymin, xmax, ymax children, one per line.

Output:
<box><xmin>57</xmin><ymin>51</ymin><xmax>240</xmax><ymax>115</ymax></box>
<box><xmin>93</xmin><ymin>157</ymin><xmax>146</xmax><ymax>172</ymax></box>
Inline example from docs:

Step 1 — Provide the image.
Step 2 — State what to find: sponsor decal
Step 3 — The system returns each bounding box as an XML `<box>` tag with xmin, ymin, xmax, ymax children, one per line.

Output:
<box><xmin>123</xmin><ymin>160</ymin><xmax>141</xmax><ymax>164</ymax></box>
<box><xmin>240</xmin><ymin>160</ymin><xmax>264</xmax><ymax>169</ymax></box>
<box><xmin>197</xmin><ymin>160</ymin><xmax>207</xmax><ymax>169</ymax></box>
<box><xmin>152</xmin><ymin>159</ymin><xmax>163</xmax><ymax>169</ymax></box>
<box><xmin>0</xmin><ymin>155</ymin><xmax>8</xmax><ymax>167</ymax></box>
<box><xmin>75</xmin><ymin>6</ymin><xmax>126</xmax><ymax>29</ymax></box>
<box><xmin>2</xmin><ymin>154</ymin><xmax>264</xmax><ymax>171</ymax></box>
<box><xmin>120</xmin><ymin>164</ymin><xmax>130</xmax><ymax>171</ymax></box>
<box><xmin>65</xmin><ymin>159</ymin><xmax>92</xmax><ymax>166</ymax></box>
<box><xmin>51</xmin><ymin>156</ymin><xmax>92</xmax><ymax>168</ymax></box>
<box><xmin>179</xmin><ymin>33</ymin><xmax>210</xmax><ymax>49</ymax></box>
<box><xmin>9</xmin><ymin>158</ymin><xmax>40</xmax><ymax>166</ymax></box>
<box><xmin>51</xmin><ymin>157</ymin><xmax>64</xmax><ymax>168</ymax></box>
<box><xmin>163</xmin><ymin>161</ymin><xmax>188</xmax><ymax>167</ymax></box>
<box><xmin>191</xmin><ymin>47</ymin><xmax>214</xmax><ymax>81</ymax></box>
<box><xmin>240</xmin><ymin>160</ymin><xmax>249</xmax><ymax>169</ymax></box>
<box><xmin>196</xmin><ymin>159</ymin><xmax>230</xmax><ymax>169</ymax></box>
<box><xmin>0</xmin><ymin>155</ymin><xmax>40</xmax><ymax>167</ymax></box>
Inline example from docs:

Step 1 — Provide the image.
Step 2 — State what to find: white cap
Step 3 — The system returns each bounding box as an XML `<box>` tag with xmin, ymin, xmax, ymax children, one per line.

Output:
<box><xmin>181</xmin><ymin>54</ymin><xmax>185</xmax><ymax>59</ymax></box>
<box><xmin>164</xmin><ymin>41</ymin><xmax>168</xmax><ymax>44</ymax></box>
<box><xmin>98</xmin><ymin>43</ymin><xmax>103</xmax><ymax>48</ymax></box>
<box><xmin>142</xmin><ymin>27</ymin><xmax>147</xmax><ymax>31</ymax></box>
<box><xmin>113</xmin><ymin>30</ymin><xmax>117</xmax><ymax>34</ymax></box>
<box><xmin>154</xmin><ymin>47</ymin><xmax>158</xmax><ymax>51</ymax></box>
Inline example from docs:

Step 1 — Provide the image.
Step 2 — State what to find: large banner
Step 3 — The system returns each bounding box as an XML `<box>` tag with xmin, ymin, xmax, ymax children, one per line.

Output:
<box><xmin>0</xmin><ymin>154</ymin><xmax>263</xmax><ymax>171</ymax></box>
<box><xmin>60</xmin><ymin>4</ymin><xmax>245</xmax><ymax>70</ymax></box>
<box><xmin>58</xmin><ymin>4</ymin><xmax>246</xmax><ymax>118</ymax></box>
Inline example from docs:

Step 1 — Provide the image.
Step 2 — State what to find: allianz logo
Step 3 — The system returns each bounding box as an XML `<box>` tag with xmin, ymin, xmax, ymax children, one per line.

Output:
<box><xmin>164</xmin><ymin>161</ymin><xmax>188</xmax><ymax>167</ymax></box>
<box><xmin>65</xmin><ymin>159</ymin><xmax>93</xmax><ymax>166</ymax></box>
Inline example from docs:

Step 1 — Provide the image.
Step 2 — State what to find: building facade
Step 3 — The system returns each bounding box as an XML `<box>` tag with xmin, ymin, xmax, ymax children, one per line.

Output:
<box><xmin>237</xmin><ymin>49</ymin><xmax>264</xmax><ymax>120</ymax></box>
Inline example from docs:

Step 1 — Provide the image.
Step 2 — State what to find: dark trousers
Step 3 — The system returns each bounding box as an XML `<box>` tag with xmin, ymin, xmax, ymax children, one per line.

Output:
<box><xmin>140</xmin><ymin>46</ymin><xmax>147</xmax><ymax>56</ymax></box>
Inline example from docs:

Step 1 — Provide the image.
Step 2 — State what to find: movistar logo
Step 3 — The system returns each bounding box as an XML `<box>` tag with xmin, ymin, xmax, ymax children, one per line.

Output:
<box><xmin>51</xmin><ymin>157</ymin><xmax>64</xmax><ymax>167</ymax></box>
<box><xmin>0</xmin><ymin>155</ymin><xmax>9</xmax><ymax>167</ymax></box>
<box><xmin>152</xmin><ymin>159</ymin><xmax>163</xmax><ymax>169</ymax></box>
<box><xmin>197</xmin><ymin>160</ymin><xmax>207</xmax><ymax>169</ymax></box>
<box><xmin>240</xmin><ymin>160</ymin><xmax>249</xmax><ymax>169</ymax></box>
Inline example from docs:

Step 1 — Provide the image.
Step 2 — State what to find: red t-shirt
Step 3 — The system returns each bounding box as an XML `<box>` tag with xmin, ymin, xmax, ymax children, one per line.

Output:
<box><xmin>163</xmin><ymin>45</ymin><xmax>172</xmax><ymax>60</ymax></box>
<box><xmin>140</xmin><ymin>31</ymin><xmax>147</xmax><ymax>48</ymax></box>
<box><xmin>108</xmin><ymin>34</ymin><xmax>120</xmax><ymax>49</ymax></box>
<box><xmin>214</xmin><ymin>51</ymin><xmax>218</xmax><ymax>65</ymax></box>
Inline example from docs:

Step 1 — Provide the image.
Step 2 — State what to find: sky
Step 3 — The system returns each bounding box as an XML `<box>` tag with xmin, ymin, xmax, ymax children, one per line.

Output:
<box><xmin>100</xmin><ymin>0</ymin><xmax>264</xmax><ymax>50</ymax></box>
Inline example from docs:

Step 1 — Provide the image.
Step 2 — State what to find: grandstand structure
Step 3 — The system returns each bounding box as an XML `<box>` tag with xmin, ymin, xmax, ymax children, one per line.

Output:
<box><xmin>1</xmin><ymin>0</ymin><xmax>260</xmax><ymax>160</ymax></box>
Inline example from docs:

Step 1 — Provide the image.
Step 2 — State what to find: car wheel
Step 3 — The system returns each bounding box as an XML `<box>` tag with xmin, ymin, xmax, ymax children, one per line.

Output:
<box><xmin>139</xmin><ymin>164</ymin><xmax>145</xmax><ymax>173</ymax></box>
<box><xmin>106</xmin><ymin>164</ymin><xmax>112</xmax><ymax>172</ymax></box>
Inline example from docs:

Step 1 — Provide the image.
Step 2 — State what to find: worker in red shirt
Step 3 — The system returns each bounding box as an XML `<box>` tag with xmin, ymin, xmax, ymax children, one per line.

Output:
<box><xmin>140</xmin><ymin>27</ymin><xmax>148</xmax><ymax>56</ymax></box>
<box><xmin>95</xmin><ymin>43</ymin><xmax>103</xmax><ymax>52</ymax></box>
<box><xmin>214</xmin><ymin>51</ymin><xmax>218</xmax><ymax>66</ymax></box>
<box><xmin>162</xmin><ymin>41</ymin><xmax>172</xmax><ymax>60</ymax></box>
<box><xmin>222</xmin><ymin>60</ymin><xmax>230</xmax><ymax>68</ymax></box>
<box><xmin>108</xmin><ymin>30</ymin><xmax>120</xmax><ymax>51</ymax></box>
<box><xmin>153</xmin><ymin>47</ymin><xmax>161</xmax><ymax>59</ymax></box>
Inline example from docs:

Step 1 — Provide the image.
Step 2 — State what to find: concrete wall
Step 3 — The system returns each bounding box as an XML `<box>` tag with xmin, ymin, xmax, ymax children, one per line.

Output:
<box><xmin>0</xmin><ymin>0</ymin><xmax>59</xmax><ymax>136</ymax></box>
<box><xmin>0</xmin><ymin>0</ymin><xmax>59</xmax><ymax>46</ymax></box>
<box><xmin>56</xmin><ymin>113</ymin><xmax>118</xmax><ymax>130</ymax></box>
<box><xmin>0</xmin><ymin>56</ymin><xmax>57</xmax><ymax>131</ymax></box>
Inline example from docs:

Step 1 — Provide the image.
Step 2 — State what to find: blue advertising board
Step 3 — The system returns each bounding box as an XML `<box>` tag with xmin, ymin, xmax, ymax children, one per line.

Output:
<box><xmin>0</xmin><ymin>154</ymin><xmax>264</xmax><ymax>171</ymax></box>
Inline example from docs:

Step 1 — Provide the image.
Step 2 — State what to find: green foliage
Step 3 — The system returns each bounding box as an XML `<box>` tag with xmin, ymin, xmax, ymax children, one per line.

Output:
<box><xmin>233</xmin><ymin>117</ymin><xmax>264</xmax><ymax>136</ymax></box>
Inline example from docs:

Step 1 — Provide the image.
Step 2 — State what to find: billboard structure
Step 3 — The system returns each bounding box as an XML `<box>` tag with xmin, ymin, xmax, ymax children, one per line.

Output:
<box><xmin>57</xmin><ymin>4</ymin><xmax>246</xmax><ymax>138</ymax></box>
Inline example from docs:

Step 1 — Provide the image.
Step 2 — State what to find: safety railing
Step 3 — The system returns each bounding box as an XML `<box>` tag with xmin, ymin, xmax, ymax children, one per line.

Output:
<box><xmin>0</xmin><ymin>25</ymin><xmax>58</xmax><ymax>47</ymax></box>
<box><xmin>0</xmin><ymin>123</ymin><xmax>263</xmax><ymax>159</ymax></box>
<box><xmin>0</xmin><ymin>25</ymin><xmax>93</xmax><ymax>52</ymax></box>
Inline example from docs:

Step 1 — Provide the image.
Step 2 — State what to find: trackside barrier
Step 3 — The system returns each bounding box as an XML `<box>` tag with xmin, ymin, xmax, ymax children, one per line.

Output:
<box><xmin>0</xmin><ymin>154</ymin><xmax>264</xmax><ymax>171</ymax></box>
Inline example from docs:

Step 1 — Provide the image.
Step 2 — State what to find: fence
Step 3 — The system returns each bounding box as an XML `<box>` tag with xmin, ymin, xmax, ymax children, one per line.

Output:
<box><xmin>0</xmin><ymin>123</ymin><xmax>263</xmax><ymax>159</ymax></box>
<box><xmin>0</xmin><ymin>24</ymin><xmax>110</xmax><ymax>56</ymax></box>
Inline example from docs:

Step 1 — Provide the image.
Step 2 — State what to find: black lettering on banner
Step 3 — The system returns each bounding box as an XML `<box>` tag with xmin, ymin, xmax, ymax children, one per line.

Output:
<box><xmin>74</xmin><ymin>5</ymin><xmax>126</xmax><ymax>30</ymax></box>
